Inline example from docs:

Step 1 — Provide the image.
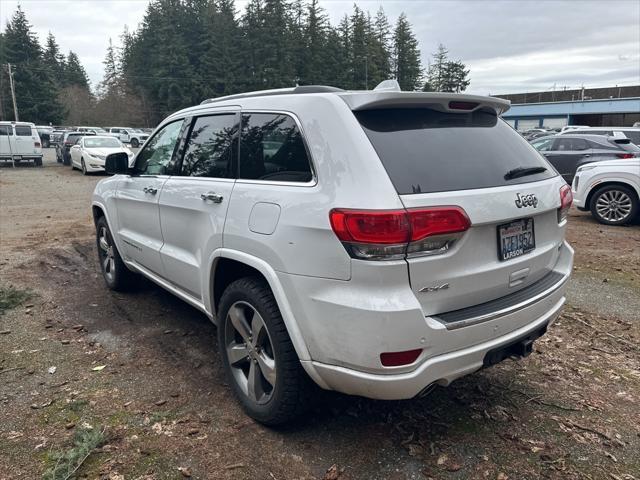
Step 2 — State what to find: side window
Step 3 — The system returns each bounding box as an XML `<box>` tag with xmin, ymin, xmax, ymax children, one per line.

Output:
<box><xmin>572</xmin><ymin>138</ymin><xmax>589</xmax><ymax>151</ymax></box>
<box><xmin>531</xmin><ymin>138</ymin><xmax>554</xmax><ymax>152</ymax></box>
<box><xmin>238</xmin><ymin>113</ymin><xmax>312</xmax><ymax>182</ymax></box>
<box><xmin>134</xmin><ymin>120</ymin><xmax>184</xmax><ymax>175</ymax></box>
<box><xmin>15</xmin><ymin>125</ymin><xmax>32</xmax><ymax>136</ymax></box>
<box><xmin>554</xmin><ymin>138</ymin><xmax>574</xmax><ymax>151</ymax></box>
<box><xmin>180</xmin><ymin>114</ymin><xmax>238</xmax><ymax>178</ymax></box>
<box><xmin>0</xmin><ymin>125</ymin><xmax>11</xmax><ymax>136</ymax></box>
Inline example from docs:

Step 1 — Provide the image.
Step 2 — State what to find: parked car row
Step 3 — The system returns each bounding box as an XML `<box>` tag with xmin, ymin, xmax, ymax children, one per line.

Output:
<box><xmin>56</xmin><ymin>130</ymin><xmax>134</xmax><ymax>174</ymax></box>
<box><xmin>48</xmin><ymin>125</ymin><xmax>152</xmax><ymax>149</ymax></box>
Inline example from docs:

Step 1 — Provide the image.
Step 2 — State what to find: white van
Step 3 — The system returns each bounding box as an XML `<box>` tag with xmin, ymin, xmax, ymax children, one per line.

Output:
<box><xmin>0</xmin><ymin>121</ymin><xmax>43</xmax><ymax>166</ymax></box>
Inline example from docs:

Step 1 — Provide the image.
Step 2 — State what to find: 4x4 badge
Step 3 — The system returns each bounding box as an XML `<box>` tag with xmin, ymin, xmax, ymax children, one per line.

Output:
<box><xmin>515</xmin><ymin>193</ymin><xmax>538</xmax><ymax>208</ymax></box>
<box><xmin>419</xmin><ymin>283</ymin><xmax>450</xmax><ymax>293</ymax></box>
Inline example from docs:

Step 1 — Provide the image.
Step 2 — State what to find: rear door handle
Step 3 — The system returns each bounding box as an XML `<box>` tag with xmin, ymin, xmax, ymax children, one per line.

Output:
<box><xmin>143</xmin><ymin>187</ymin><xmax>157</xmax><ymax>195</ymax></box>
<box><xmin>201</xmin><ymin>192</ymin><xmax>223</xmax><ymax>203</ymax></box>
<box><xmin>582</xmin><ymin>154</ymin><xmax>590</xmax><ymax>157</ymax></box>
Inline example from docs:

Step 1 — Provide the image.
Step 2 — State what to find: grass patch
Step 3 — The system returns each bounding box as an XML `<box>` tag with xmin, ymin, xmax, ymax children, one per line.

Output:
<box><xmin>43</xmin><ymin>427</ymin><xmax>105</xmax><ymax>480</ymax></box>
<box><xmin>0</xmin><ymin>285</ymin><xmax>31</xmax><ymax>315</ymax></box>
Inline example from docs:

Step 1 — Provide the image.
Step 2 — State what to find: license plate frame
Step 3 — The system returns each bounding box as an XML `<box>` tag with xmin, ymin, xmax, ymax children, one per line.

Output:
<box><xmin>497</xmin><ymin>218</ymin><xmax>536</xmax><ymax>261</ymax></box>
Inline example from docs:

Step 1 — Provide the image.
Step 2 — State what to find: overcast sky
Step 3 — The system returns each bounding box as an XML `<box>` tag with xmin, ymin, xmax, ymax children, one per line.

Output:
<box><xmin>1</xmin><ymin>0</ymin><xmax>639</xmax><ymax>95</ymax></box>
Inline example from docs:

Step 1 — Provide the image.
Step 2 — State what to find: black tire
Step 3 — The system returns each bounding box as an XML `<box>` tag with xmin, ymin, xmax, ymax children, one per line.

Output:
<box><xmin>589</xmin><ymin>185</ymin><xmax>638</xmax><ymax>226</ymax></box>
<box><xmin>56</xmin><ymin>149</ymin><xmax>62</xmax><ymax>163</ymax></box>
<box><xmin>218</xmin><ymin>277</ymin><xmax>312</xmax><ymax>426</ymax></box>
<box><xmin>81</xmin><ymin>158</ymin><xmax>88</xmax><ymax>175</ymax></box>
<box><xmin>35</xmin><ymin>157</ymin><xmax>43</xmax><ymax>167</ymax></box>
<box><xmin>43</xmin><ymin>139</ymin><xmax>50</xmax><ymax>148</ymax></box>
<box><xmin>95</xmin><ymin>216</ymin><xmax>136</xmax><ymax>291</ymax></box>
<box><xmin>131</xmin><ymin>138</ymin><xmax>139</xmax><ymax>148</ymax></box>
<box><xmin>62</xmin><ymin>153</ymin><xmax>71</xmax><ymax>166</ymax></box>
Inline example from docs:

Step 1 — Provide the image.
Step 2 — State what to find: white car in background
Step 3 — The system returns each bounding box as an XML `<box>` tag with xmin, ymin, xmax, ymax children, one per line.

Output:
<box><xmin>572</xmin><ymin>158</ymin><xmax>640</xmax><ymax>225</ymax></box>
<box><xmin>70</xmin><ymin>135</ymin><xmax>133</xmax><ymax>174</ymax></box>
<box><xmin>107</xmin><ymin>127</ymin><xmax>150</xmax><ymax>148</ymax></box>
<box><xmin>0</xmin><ymin>121</ymin><xmax>43</xmax><ymax>166</ymax></box>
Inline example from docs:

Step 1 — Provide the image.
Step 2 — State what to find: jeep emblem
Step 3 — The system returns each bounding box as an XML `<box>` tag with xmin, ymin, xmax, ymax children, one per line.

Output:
<box><xmin>515</xmin><ymin>193</ymin><xmax>538</xmax><ymax>208</ymax></box>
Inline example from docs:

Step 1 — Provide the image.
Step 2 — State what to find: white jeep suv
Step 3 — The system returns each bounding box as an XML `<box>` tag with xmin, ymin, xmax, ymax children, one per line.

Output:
<box><xmin>91</xmin><ymin>86</ymin><xmax>574</xmax><ymax>425</ymax></box>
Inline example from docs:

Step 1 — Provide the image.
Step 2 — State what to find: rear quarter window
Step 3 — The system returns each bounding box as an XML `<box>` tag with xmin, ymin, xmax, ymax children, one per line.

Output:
<box><xmin>355</xmin><ymin>108</ymin><xmax>556</xmax><ymax>194</ymax></box>
<box><xmin>15</xmin><ymin>125</ymin><xmax>32</xmax><ymax>136</ymax></box>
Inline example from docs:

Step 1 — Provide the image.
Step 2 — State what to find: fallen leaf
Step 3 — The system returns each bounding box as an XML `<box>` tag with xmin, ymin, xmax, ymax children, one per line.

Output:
<box><xmin>437</xmin><ymin>454</ymin><xmax>448</xmax><ymax>466</ymax></box>
<box><xmin>178</xmin><ymin>467</ymin><xmax>192</xmax><ymax>477</ymax></box>
<box><xmin>323</xmin><ymin>464</ymin><xmax>340</xmax><ymax>480</ymax></box>
<box><xmin>92</xmin><ymin>365</ymin><xmax>106</xmax><ymax>371</ymax></box>
<box><xmin>48</xmin><ymin>366</ymin><xmax>57</xmax><ymax>374</ymax></box>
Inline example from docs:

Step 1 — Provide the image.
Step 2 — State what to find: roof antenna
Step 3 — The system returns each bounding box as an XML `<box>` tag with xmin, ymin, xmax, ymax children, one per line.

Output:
<box><xmin>373</xmin><ymin>79</ymin><xmax>401</xmax><ymax>92</ymax></box>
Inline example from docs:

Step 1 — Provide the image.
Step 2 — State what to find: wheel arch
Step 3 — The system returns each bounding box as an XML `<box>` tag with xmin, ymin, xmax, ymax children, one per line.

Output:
<box><xmin>207</xmin><ymin>249</ymin><xmax>312</xmax><ymax>363</ymax></box>
<box><xmin>586</xmin><ymin>180</ymin><xmax>640</xmax><ymax>211</ymax></box>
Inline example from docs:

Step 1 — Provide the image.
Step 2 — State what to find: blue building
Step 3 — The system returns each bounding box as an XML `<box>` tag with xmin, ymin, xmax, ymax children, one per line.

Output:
<box><xmin>497</xmin><ymin>86</ymin><xmax>640</xmax><ymax>131</ymax></box>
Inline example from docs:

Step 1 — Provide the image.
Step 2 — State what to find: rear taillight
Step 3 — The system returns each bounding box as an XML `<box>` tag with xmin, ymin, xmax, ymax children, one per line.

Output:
<box><xmin>616</xmin><ymin>153</ymin><xmax>634</xmax><ymax>159</ymax></box>
<box><xmin>34</xmin><ymin>142</ymin><xmax>41</xmax><ymax>148</ymax></box>
<box><xmin>558</xmin><ymin>184</ymin><xmax>572</xmax><ymax>223</ymax></box>
<box><xmin>329</xmin><ymin>207</ymin><xmax>470</xmax><ymax>260</ymax></box>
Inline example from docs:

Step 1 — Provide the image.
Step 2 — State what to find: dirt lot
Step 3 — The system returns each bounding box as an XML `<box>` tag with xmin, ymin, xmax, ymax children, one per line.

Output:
<box><xmin>1</xmin><ymin>151</ymin><xmax>639</xmax><ymax>480</ymax></box>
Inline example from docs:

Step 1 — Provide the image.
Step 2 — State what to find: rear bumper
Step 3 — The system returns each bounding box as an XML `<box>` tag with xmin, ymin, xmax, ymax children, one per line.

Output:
<box><xmin>291</xmin><ymin>241</ymin><xmax>573</xmax><ymax>399</ymax></box>
<box><xmin>305</xmin><ymin>295</ymin><xmax>563</xmax><ymax>399</ymax></box>
<box><xmin>0</xmin><ymin>154</ymin><xmax>42</xmax><ymax>161</ymax></box>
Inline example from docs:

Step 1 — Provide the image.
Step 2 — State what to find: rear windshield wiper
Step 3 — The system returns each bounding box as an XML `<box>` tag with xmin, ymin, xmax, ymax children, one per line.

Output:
<box><xmin>504</xmin><ymin>166</ymin><xmax>547</xmax><ymax>180</ymax></box>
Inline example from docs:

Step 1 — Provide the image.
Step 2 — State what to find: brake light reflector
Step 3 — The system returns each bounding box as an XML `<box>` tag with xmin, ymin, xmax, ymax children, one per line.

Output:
<box><xmin>616</xmin><ymin>153</ymin><xmax>634</xmax><ymax>159</ymax></box>
<box><xmin>380</xmin><ymin>349</ymin><xmax>422</xmax><ymax>367</ymax></box>
<box><xmin>558</xmin><ymin>184</ymin><xmax>572</xmax><ymax>223</ymax></box>
<box><xmin>448</xmin><ymin>101</ymin><xmax>479</xmax><ymax>110</ymax></box>
<box><xmin>329</xmin><ymin>206</ymin><xmax>471</xmax><ymax>260</ymax></box>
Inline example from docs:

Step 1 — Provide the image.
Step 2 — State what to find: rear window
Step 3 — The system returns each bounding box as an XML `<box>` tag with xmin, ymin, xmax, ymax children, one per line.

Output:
<box><xmin>355</xmin><ymin>108</ymin><xmax>556</xmax><ymax>194</ymax></box>
<box><xmin>15</xmin><ymin>125</ymin><xmax>32</xmax><ymax>136</ymax></box>
<box><xmin>0</xmin><ymin>126</ymin><xmax>11</xmax><ymax>136</ymax></box>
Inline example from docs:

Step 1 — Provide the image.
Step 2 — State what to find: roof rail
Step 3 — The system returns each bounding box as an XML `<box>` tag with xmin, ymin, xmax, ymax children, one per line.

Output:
<box><xmin>200</xmin><ymin>85</ymin><xmax>344</xmax><ymax>105</ymax></box>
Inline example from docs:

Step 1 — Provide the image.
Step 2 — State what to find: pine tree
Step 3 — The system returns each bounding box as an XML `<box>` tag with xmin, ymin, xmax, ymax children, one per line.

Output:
<box><xmin>2</xmin><ymin>6</ymin><xmax>63</xmax><ymax>123</ymax></box>
<box><xmin>349</xmin><ymin>5</ymin><xmax>368</xmax><ymax>89</ymax></box>
<box><xmin>298</xmin><ymin>0</ymin><xmax>330</xmax><ymax>85</ymax></box>
<box><xmin>424</xmin><ymin>44</ymin><xmax>470</xmax><ymax>93</ymax></box>
<box><xmin>100</xmin><ymin>38</ymin><xmax>121</xmax><ymax>95</ymax></box>
<box><xmin>65</xmin><ymin>52</ymin><xmax>91</xmax><ymax>89</ymax></box>
<box><xmin>392</xmin><ymin>13</ymin><xmax>422</xmax><ymax>91</ymax></box>
<box><xmin>43</xmin><ymin>33</ymin><xmax>66</xmax><ymax>86</ymax></box>
<box><xmin>369</xmin><ymin>7</ymin><xmax>392</xmax><ymax>86</ymax></box>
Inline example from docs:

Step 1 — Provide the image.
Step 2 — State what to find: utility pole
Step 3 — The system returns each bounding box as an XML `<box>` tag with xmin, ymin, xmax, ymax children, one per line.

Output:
<box><xmin>6</xmin><ymin>63</ymin><xmax>19</xmax><ymax>121</ymax></box>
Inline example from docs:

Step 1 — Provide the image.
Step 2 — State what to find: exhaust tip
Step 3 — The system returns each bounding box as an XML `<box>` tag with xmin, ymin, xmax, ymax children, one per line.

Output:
<box><xmin>417</xmin><ymin>382</ymin><xmax>438</xmax><ymax>398</ymax></box>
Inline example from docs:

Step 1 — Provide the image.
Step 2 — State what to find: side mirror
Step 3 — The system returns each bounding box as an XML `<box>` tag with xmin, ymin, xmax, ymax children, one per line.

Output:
<box><xmin>105</xmin><ymin>152</ymin><xmax>130</xmax><ymax>175</ymax></box>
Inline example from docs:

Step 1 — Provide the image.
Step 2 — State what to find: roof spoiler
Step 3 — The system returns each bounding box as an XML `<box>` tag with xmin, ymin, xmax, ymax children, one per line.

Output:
<box><xmin>338</xmin><ymin>92</ymin><xmax>511</xmax><ymax>115</ymax></box>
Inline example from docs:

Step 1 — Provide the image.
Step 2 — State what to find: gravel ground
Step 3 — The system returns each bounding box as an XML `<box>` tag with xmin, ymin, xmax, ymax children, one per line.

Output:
<box><xmin>1</xmin><ymin>150</ymin><xmax>639</xmax><ymax>480</ymax></box>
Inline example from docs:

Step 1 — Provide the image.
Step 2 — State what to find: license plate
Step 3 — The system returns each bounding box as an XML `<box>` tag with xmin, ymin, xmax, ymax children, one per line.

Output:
<box><xmin>497</xmin><ymin>218</ymin><xmax>535</xmax><ymax>261</ymax></box>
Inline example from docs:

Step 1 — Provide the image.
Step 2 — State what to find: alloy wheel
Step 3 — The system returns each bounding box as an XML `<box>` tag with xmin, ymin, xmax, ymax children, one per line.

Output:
<box><xmin>225</xmin><ymin>301</ymin><xmax>276</xmax><ymax>405</ymax></box>
<box><xmin>98</xmin><ymin>226</ymin><xmax>116</xmax><ymax>283</ymax></box>
<box><xmin>595</xmin><ymin>190</ymin><xmax>632</xmax><ymax>222</ymax></box>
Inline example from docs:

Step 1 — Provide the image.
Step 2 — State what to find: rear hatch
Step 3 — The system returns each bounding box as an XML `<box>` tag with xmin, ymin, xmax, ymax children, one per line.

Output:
<box><xmin>353</xmin><ymin>103</ymin><xmax>567</xmax><ymax>315</ymax></box>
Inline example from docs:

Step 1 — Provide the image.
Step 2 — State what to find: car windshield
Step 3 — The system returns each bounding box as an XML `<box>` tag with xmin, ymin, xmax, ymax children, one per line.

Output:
<box><xmin>84</xmin><ymin>137</ymin><xmax>121</xmax><ymax>148</ymax></box>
